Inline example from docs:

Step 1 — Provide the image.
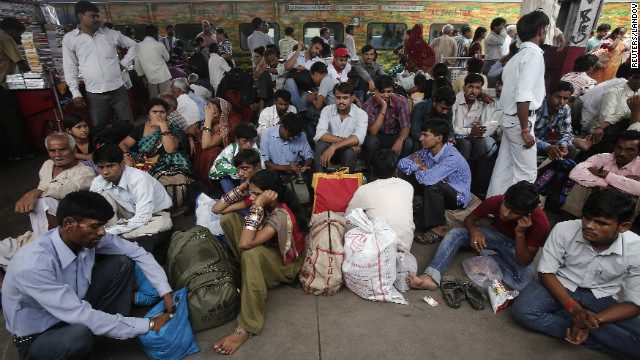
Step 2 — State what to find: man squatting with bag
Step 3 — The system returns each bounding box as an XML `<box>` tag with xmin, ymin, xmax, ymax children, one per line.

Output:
<box><xmin>2</xmin><ymin>191</ymin><xmax>175</xmax><ymax>360</ymax></box>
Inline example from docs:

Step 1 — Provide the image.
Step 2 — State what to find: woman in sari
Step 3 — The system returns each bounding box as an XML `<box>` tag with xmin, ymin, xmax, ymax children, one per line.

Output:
<box><xmin>211</xmin><ymin>169</ymin><xmax>309</xmax><ymax>355</ymax></box>
<box><xmin>469</xmin><ymin>27</ymin><xmax>487</xmax><ymax>59</ymax></box>
<box><xmin>119</xmin><ymin>97</ymin><xmax>192</xmax><ymax>178</ymax></box>
<box><xmin>186</xmin><ymin>97</ymin><xmax>240</xmax><ymax>187</ymax></box>
<box><xmin>590</xmin><ymin>27</ymin><xmax>629</xmax><ymax>84</ymax></box>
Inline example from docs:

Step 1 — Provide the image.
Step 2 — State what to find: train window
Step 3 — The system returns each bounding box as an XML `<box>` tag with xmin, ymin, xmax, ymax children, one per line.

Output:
<box><xmin>302</xmin><ymin>22</ymin><xmax>344</xmax><ymax>47</ymax></box>
<box><xmin>175</xmin><ymin>23</ymin><xmax>204</xmax><ymax>52</ymax></box>
<box><xmin>427</xmin><ymin>23</ymin><xmax>469</xmax><ymax>44</ymax></box>
<box><xmin>113</xmin><ymin>25</ymin><xmax>146</xmax><ymax>42</ymax></box>
<box><xmin>238</xmin><ymin>22</ymin><xmax>280</xmax><ymax>50</ymax></box>
<box><xmin>366</xmin><ymin>23</ymin><xmax>407</xmax><ymax>50</ymax></box>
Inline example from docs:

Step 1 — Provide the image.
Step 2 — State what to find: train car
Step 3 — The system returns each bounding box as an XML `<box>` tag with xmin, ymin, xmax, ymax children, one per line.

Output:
<box><xmin>50</xmin><ymin>0</ymin><xmax>634</xmax><ymax>71</ymax></box>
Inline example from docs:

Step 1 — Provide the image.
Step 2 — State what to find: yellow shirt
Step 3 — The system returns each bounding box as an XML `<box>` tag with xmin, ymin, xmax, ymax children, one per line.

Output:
<box><xmin>0</xmin><ymin>30</ymin><xmax>24</xmax><ymax>89</ymax></box>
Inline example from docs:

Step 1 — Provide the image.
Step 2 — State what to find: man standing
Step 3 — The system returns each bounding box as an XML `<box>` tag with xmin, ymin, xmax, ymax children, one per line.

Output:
<box><xmin>513</xmin><ymin>190</ymin><xmax>640</xmax><ymax>359</ymax></box>
<box><xmin>585</xmin><ymin>23</ymin><xmax>611</xmax><ymax>53</ymax></box>
<box><xmin>430</xmin><ymin>24</ymin><xmax>457</xmax><ymax>66</ymax></box>
<box><xmin>314</xmin><ymin>83</ymin><xmax>368</xmax><ymax>174</ymax></box>
<box><xmin>257</xmin><ymin>89</ymin><xmax>297</xmax><ymax>136</ymax></box>
<box><xmin>344</xmin><ymin>25</ymin><xmax>358</xmax><ymax>61</ymax></box>
<box><xmin>279</xmin><ymin>26</ymin><xmax>297</xmax><ymax>60</ymax></box>
<box><xmin>0</xmin><ymin>17</ymin><xmax>30</xmax><ymax>160</ymax></box>
<box><xmin>535</xmin><ymin>81</ymin><xmax>574</xmax><ymax>160</ymax></box>
<box><xmin>502</xmin><ymin>24</ymin><xmax>516</xmax><ymax>57</ymax></box>
<box><xmin>483</xmin><ymin>17</ymin><xmax>507</xmax><ymax>75</ymax></box>
<box><xmin>134</xmin><ymin>24</ymin><xmax>171</xmax><ymax>99</ymax></box>
<box><xmin>487</xmin><ymin>11</ymin><xmax>549</xmax><ymax>197</ymax></box>
<box><xmin>160</xmin><ymin>24</ymin><xmax>177</xmax><ymax>52</ymax></box>
<box><xmin>247</xmin><ymin>18</ymin><xmax>273</xmax><ymax>62</ymax></box>
<box><xmin>3</xmin><ymin>190</ymin><xmax>174</xmax><ymax>359</ymax></box>
<box><xmin>62</xmin><ymin>1</ymin><xmax>137</xmax><ymax>127</ymax></box>
<box><xmin>320</xmin><ymin>27</ymin><xmax>331</xmax><ymax>46</ymax></box>
<box><xmin>196</xmin><ymin>20</ymin><xmax>217</xmax><ymax>47</ymax></box>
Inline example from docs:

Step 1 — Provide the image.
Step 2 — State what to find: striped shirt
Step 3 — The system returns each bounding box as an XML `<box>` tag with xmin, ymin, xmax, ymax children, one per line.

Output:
<box><xmin>560</xmin><ymin>71</ymin><xmax>598</xmax><ymax>97</ymax></box>
<box><xmin>363</xmin><ymin>94</ymin><xmax>410</xmax><ymax>136</ymax></box>
<box><xmin>279</xmin><ymin>36</ymin><xmax>297</xmax><ymax>60</ymax></box>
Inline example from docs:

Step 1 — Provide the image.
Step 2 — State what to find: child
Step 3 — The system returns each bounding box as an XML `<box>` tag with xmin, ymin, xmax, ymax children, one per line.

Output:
<box><xmin>209</xmin><ymin>122</ymin><xmax>265</xmax><ymax>193</ymax></box>
<box><xmin>63</xmin><ymin>112</ymin><xmax>94</xmax><ymax>161</ymax></box>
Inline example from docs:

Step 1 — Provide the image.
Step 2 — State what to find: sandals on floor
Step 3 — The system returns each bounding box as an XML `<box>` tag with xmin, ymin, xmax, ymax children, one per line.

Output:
<box><xmin>441</xmin><ymin>276</ymin><xmax>466</xmax><ymax>309</ymax></box>
<box><xmin>414</xmin><ymin>230</ymin><xmax>444</xmax><ymax>245</ymax></box>
<box><xmin>460</xmin><ymin>279</ymin><xmax>486</xmax><ymax>311</ymax></box>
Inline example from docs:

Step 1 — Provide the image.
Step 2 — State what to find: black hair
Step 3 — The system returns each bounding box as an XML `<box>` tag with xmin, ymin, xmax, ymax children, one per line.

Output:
<box><xmin>606</xmin><ymin>27</ymin><xmax>626</xmax><ymax>41</ymax></box>
<box><xmin>57</xmin><ymin>190</ymin><xmax>114</xmax><ymax>224</ymax></box>
<box><xmin>548</xmin><ymin>80</ymin><xmax>574</xmax><ymax>96</ymax></box>
<box><xmin>280</xmin><ymin>112</ymin><xmax>303</xmax><ymax>137</ymax></box>
<box><xmin>0</xmin><ymin>17</ymin><xmax>25</xmax><ymax>32</ymax></box>
<box><xmin>596</xmin><ymin>23</ymin><xmax>611</xmax><ymax>33</ymax></box>
<box><xmin>234</xmin><ymin>148</ymin><xmax>261</xmax><ymax>167</ymax></box>
<box><xmin>509</xmin><ymin>41</ymin><xmax>519</xmax><ymax>56</ymax></box>
<box><xmin>375</xmin><ymin>75</ymin><xmax>394</xmax><ymax>91</ymax></box>
<box><xmin>148</xmin><ymin>97</ymin><xmax>169</xmax><ymax>113</ymax></box>
<box><xmin>503</xmin><ymin>181</ymin><xmax>540</xmax><ymax>215</ymax></box>
<box><xmin>249</xmin><ymin>169</ymin><xmax>309</xmax><ymax>234</ymax></box>
<box><xmin>473</xmin><ymin>27</ymin><xmax>487</xmax><ymax>42</ymax></box>
<box><xmin>215</xmin><ymin>27</ymin><xmax>228</xmax><ymax>39</ymax></box>
<box><xmin>452</xmin><ymin>28</ymin><xmax>460</xmax><ymax>35</ymax></box>
<box><xmin>320</xmin><ymin>27</ymin><xmax>329</xmax><ymax>36</ymax></box>
<box><xmin>361</xmin><ymin>44</ymin><xmax>375</xmax><ymax>55</ymax></box>
<box><xmin>582</xmin><ymin>189</ymin><xmax>636</xmax><ymax>224</ymax></box>
<box><xmin>266</xmin><ymin>44</ymin><xmax>280</xmax><ymax>57</ymax></box>
<box><xmin>490</xmin><ymin>17</ymin><xmax>507</xmax><ymax>31</ymax></box>
<box><xmin>167</xmin><ymin>59</ymin><xmax>177</xmax><ymax>66</ymax></box>
<box><xmin>145</xmin><ymin>24</ymin><xmax>158</xmax><ymax>37</ymax></box>
<box><xmin>234</xmin><ymin>122</ymin><xmax>258</xmax><ymax>140</ymax></box>
<box><xmin>464</xmin><ymin>73</ymin><xmax>485</xmax><ymax>87</ymax></box>
<box><xmin>461</xmin><ymin>25</ymin><xmax>472</xmax><ymax>35</ymax></box>
<box><xmin>165</xmin><ymin>24</ymin><xmax>174</xmax><ymax>31</ymax></box>
<box><xmin>251</xmin><ymin>17</ymin><xmax>263</xmax><ymax>30</ymax></box>
<box><xmin>321</xmin><ymin>43</ymin><xmax>331</xmax><ymax>58</ymax></box>
<box><xmin>421</xmin><ymin>119</ymin><xmax>450</xmax><ymax>140</ymax></box>
<box><xmin>573</xmin><ymin>54</ymin><xmax>599</xmax><ymax>72</ymax></box>
<box><xmin>517</xmin><ymin>11</ymin><xmax>550</xmax><ymax>42</ymax></box>
<box><xmin>103</xmin><ymin>22</ymin><xmax>114</xmax><ymax>30</ymax></box>
<box><xmin>309</xmin><ymin>36</ymin><xmax>325</xmax><ymax>47</ymax></box>
<box><xmin>75</xmin><ymin>1</ymin><xmax>99</xmax><ymax>17</ymax></box>
<box><xmin>346</xmin><ymin>24</ymin><xmax>355</xmax><ymax>33</ymax></box>
<box><xmin>209</xmin><ymin>42</ymin><xmax>219</xmax><ymax>54</ymax></box>
<box><xmin>335</xmin><ymin>43</ymin><xmax>347</xmax><ymax>50</ymax></box>
<box><xmin>194</xmin><ymin>36</ymin><xmax>205</xmax><ymax>47</ymax></box>
<box><xmin>93</xmin><ymin>143</ymin><xmax>124</xmax><ymax>164</ymax></box>
<box><xmin>63</xmin><ymin>112</ymin><xmax>87</xmax><ymax>130</ymax></box>
<box><xmin>333</xmin><ymin>82</ymin><xmax>354</xmax><ymax>96</ymax></box>
<box><xmin>124</xmin><ymin>26</ymin><xmax>135</xmax><ymax>37</ymax></box>
<box><xmin>253</xmin><ymin>46</ymin><xmax>265</xmax><ymax>56</ymax></box>
<box><xmin>467</xmin><ymin>57</ymin><xmax>484</xmax><ymax>74</ymax></box>
<box><xmin>616</xmin><ymin>62</ymin><xmax>632</xmax><ymax>79</ymax></box>
<box><xmin>626</xmin><ymin>64</ymin><xmax>640</xmax><ymax>77</ymax></box>
<box><xmin>433</xmin><ymin>86</ymin><xmax>456</xmax><ymax>106</ymax></box>
<box><xmin>371</xmin><ymin>149</ymin><xmax>399</xmax><ymax>180</ymax></box>
<box><xmin>274</xmin><ymin>89</ymin><xmax>291</xmax><ymax>103</ymax></box>
<box><xmin>310</xmin><ymin>61</ymin><xmax>328</xmax><ymax>75</ymax></box>
<box><xmin>618</xmin><ymin>130</ymin><xmax>640</xmax><ymax>142</ymax></box>
<box><xmin>285</xmin><ymin>26</ymin><xmax>294</xmax><ymax>36</ymax></box>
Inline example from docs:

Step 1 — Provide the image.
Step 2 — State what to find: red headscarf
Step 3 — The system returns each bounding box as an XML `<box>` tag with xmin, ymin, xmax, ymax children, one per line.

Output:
<box><xmin>404</xmin><ymin>24</ymin><xmax>436</xmax><ymax>73</ymax></box>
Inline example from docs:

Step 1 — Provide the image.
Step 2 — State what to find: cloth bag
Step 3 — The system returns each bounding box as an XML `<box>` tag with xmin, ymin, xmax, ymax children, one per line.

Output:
<box><xmin>136</xmin><ymin>287</ymin><xmax>200</xmax><ymax>360</ymax></box>
<box><xmin>299</xmin><ymin>211</ymin><xmax>347</xmax><ymax>295</ymax></box>
<box><xmin>311</xmin><ymin>168</ymin><xmax>362</xmax><ymax>214</ymax></box>
<box><xmin>342</xmin><ymin>208</ymin><xmax>407</xmax><ymax>305</ymax></box>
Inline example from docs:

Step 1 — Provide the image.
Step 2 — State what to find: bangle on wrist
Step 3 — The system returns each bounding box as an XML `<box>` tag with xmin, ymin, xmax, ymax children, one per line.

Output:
<box><xmin>161</xmin><ymin>130</ymin><xmax>171</xmax><ymax>136</ymax></box>
<box><xmin>521</xmin><ymin>128</ymin><xmax>530</xmax><ymax>132</ymax></box>
<box><xmin>564</xmin><ymin>299</ymin><xmax>579</xmax><ymax>311</ymax></box>
<box><xmin>149</xmin><ymin>318</ymin><xmax>155</xmax><ymax>332</ymax></box>
<box><xmin>203</xmin><ymin>126</ymin><xmax>212</xmax><ymax>133</ymax></box>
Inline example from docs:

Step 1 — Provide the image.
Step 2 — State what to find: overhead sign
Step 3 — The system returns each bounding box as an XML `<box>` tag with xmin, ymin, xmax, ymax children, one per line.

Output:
<box><xmin>288</xmin><ymin>4</ymin><xmax>332</xmax><ymax>11</ymax></box>
<box><xmin>334</xmin><ymin>5</ymin><xmax>378</xmax><ymax>11</ymax></box>
<box><xmin>381</xmin><ymin>5</ymin><xmax>424</xmax><ymax>12</ymax></box>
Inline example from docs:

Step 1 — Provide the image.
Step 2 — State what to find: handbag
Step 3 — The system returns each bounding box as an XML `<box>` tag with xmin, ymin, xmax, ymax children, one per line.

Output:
<box><xmin>311</xmin><ymin>167</ymin><xmax>362</xmax><ymax>214</ymax></box>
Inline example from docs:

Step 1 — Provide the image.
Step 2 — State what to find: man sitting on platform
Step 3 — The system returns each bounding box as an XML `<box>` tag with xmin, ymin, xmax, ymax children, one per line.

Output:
<box><xmin>257</xmin><ymin>89</ymin><xmax>297</xmax><ymax>136</ymax></box>
<box><xmin>260</xmin><ymin>112</ymin><xmax>314</xmax><ymax>176</ymax></box>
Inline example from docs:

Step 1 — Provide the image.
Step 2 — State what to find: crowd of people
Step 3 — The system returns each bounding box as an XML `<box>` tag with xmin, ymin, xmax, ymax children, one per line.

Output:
<box><xmin>1</xmin><ymin>0</ymin><xmax>639</xmax><ymax>358</ymax></box>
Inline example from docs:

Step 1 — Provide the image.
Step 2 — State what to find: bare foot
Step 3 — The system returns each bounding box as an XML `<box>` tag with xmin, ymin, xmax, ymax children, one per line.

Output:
<box><xmin>405</xmin><ymin>272</ymin><xmax>438</xmax><ymax>290</ymax></box>
<box><xmin>214</xmin><ymin>328</ymin><xmax>250</xmax><ymax>355</ymax></box>
<box><xmin>572</xmin><ymin>138</ymin><xmax>592</xmax><ymax>152</ymax></box>
<box><xmin>431</xmin><ymin>225</ymin><xmax>449</xmax><ymax>238</ymax></box>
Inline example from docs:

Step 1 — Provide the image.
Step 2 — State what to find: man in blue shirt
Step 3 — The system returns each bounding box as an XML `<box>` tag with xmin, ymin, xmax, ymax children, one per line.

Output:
<box><xmin>2</xmin><ymin>190</ymin><xmax>174</xmax><ymax>359</ymax></box>
<box><xmin>535</xmin><ymin>81</ymin><xmax>574</xmax><ymax>160</ymax></box>
<box><xmin>398</xmin><ymin>119</ymin><xmax>472</xmax><ymax>244</ymax></box>
<box><xmin>260</xmin><ymin>112</ymin><xmax>314</xmax><ymax>175</ymax></box>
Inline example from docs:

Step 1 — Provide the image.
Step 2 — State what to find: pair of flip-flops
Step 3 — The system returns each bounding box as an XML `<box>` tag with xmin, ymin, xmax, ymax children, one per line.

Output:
<box><xmin>414</xmin><ymin>230</ymin><xmax>444</xmax><ymax>245</ymax></box>
<box><xmin>441</xmin><ymin>276</ymin><xmax>485</xmax><ymax>310</ymax></box>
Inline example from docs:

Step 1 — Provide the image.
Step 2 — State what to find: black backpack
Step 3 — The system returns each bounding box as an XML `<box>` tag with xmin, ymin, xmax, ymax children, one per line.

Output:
<box><xmin>188</xmin><ymin>51</ymin><xmax>209</xmax><ymax>79</ymax></box>
<box><xmin>217</xmin><ymin>68</ymin><xmax>257</xmax><ymax>112</ymax></box>
<box><xmin>535</xmin><ymin>159</ymin><xmax>577</xmax><ymax>211</ymax></box>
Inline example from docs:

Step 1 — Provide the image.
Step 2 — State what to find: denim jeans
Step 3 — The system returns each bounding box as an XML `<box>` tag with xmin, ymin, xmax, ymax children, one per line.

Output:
<box><xmin>424</xmin><ymin>227</ymin><xmax>535</xmax><ymax>291</ymax></box>
<box><xmin>284</xmin><ymin>78</ymin><xmax>309</xmax><ymax>111</ymax></box>
<box><xmin>512</xmin><ymin>280</ymin><xmax>640</xmax><ymax>357</ymax></box>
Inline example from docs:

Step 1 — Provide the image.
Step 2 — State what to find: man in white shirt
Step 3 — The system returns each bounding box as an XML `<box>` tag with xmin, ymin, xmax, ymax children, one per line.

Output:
<box><xmin>320</xmin><ymin>27</ymin><xmax>331</xmax><ymax>46</ymax></box>
<box><xmin>171</xmin><ymin>78</ymin><xmax>200</xmax><ymax>126</ymax></box>
<box><xmin>513</xmin><ymin>190</ymin><xmax>640</xmax><ymax>359</ymax></box>
<box><xmin>62</xmin><ymin>1</ymin><xmax>138</xmax><ymax>127</ymax></box>
<box><xmin>313</xmin><ymin>83</ymin><xmax>368</xmax><ymax>173</ymax></box>
<box><xmin>157</xmin><ymin>92</ymin><xmax>188</xmax><ymax>131</ymax></box>
<box><xmin>246</xmin><ymin>17</ymin><xmax>273</xmax><ymax>63</ymax></box>
<box><xmin>283</xmin><ymin>37</ymin><xmax>326</xmax><ymax>111</ymax></box>
<box><xmin>327</xmin><ymin>47</ymin><xmax>352</xmax><ymax>83</ymax></box>
<box><xmin>90</xmin><ymin>144</ymin><xmax>172</xmax><ymax>239</ymax></box>
<box><xmin>344</xmin><ymin>25</ymin><xmax>358</xmax><ymax>61</ymax></box>
<box><xmin>188</xmin><ymin>73</ymin><xmax>212</xmax><ymax>102</ymax></box>
<box><xmin>483</xmin><ymin>17</ymin><xmax>507</xmax><ymax>75</ymax></box>
<box><xmin>208</xmin><ymin>42</ymin><xmax>230</xmax><ymax>94</ymax></box>
<box><xmin>502</xmin><ymin>24</ymin><xmax>516</xmax><ymax>57</ymax></box>
<box><xmin>520</xmin><ymin>0</ymin><xmax>566</xmax><ymax>51</ymax></box>
<box><xmin>487</xmin><ymin>11</ymin><xmax>549</xmax><ymax>198</ymax></box>
<box><xmin>579</xmin><ymin>63</ymin><xmax>630</xmax><ymax>131</ymax></box>
<box><xmin>134</xmin><ymin>24</ymin><xmax>171</xmax><ymax>99</ymax></box>
<box><xmin>257</xmin><ymin>89</ymin><xmax>297</xmax><ymax>136</ymax></box>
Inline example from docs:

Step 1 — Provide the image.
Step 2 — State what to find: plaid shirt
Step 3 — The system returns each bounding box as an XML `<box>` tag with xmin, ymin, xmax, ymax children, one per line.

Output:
<box><xmin>363</xmin><ymin>94</ymin><xmax>410</xmax><ymax>136</ymax></box>
<box><xmin>535</xmin><ymin>99</ymin><xmax>573</xmax><ymax>151</ymax></box>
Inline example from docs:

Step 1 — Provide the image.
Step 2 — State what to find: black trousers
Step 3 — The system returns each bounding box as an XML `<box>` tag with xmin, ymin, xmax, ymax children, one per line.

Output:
<box><xmin>404</xmin><ymin>173</ymin><xmax>461</xmax><ymax>229</ymax></box>
<box><xmin>0</xmin><ymin>86</ymin><xmax>28</xmax><ymax>158</ymax></box>
<box><xmin>576</xmin><ymin>119</ymin><xmax>629</xmax><ymax>163</ymax></box>
<box><xmin>15</xmin><ymin>255</ymin><xmax>135</xmax><ymax>360</ymax></box>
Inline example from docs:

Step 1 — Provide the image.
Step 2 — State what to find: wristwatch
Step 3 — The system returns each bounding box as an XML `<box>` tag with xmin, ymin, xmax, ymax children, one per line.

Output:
<box><xmin>598</xmin><ymin>166</ymin><xmax>606</xmax><ymax>178</ymax></box>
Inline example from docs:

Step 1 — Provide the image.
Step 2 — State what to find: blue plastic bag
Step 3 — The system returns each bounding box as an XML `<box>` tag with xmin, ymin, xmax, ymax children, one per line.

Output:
<box><xmin>136</xmin><ymin>287</ymin><xmax>200</xmax><ymax>360</ymax></box>
<box><xmin>134</xmin><ymin>264</ymin><xmax>161</xmax><ymax>306</ymax></box>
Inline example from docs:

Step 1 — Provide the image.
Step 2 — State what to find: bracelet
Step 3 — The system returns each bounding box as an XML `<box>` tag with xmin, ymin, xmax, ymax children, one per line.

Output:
<box><xmin>564</xmin><ymin>300</ymin><xmax>579</xmax><ymax>311</ymax></box>
<box><xmin>521</xmin><ymin>128</ymin><xmax>530</xmax><ymax>132</ymax></box>
<box><xmin>203</xmin><ymin>126</ymin><xmax>212</xmax><ymax>133</ymax></box>
<box><xmin>149</xmin><ymin>318</ymin><xmax>155</xmax><ymax>332</ymax></box>
<box><xmin>222</xmin><ymin>186</ymin><xmax>245</xmax><ymax>205</ymax></box>
<box><xmin>235</xmin><ymin>327</ymin><xmax>253</xmax><ymax>338</ymax></box>
<box><xmin>399</xmin><ymin>137</ymin><xmax>405</xmax><ymax>142</ymax></box>
<box><xmin>161</xmin><ymin>131</ymin><xmax>171</xmax><ymax>136</ymax></box>
<box><xmin>124</xmin><ymin>153</ymin><xmax>132</xmax><ymax>157</ymax></box>
<box><xmin>243</xmin><ymin>205</ymin><xmax>264</xmax><ymax>232</ymax></box>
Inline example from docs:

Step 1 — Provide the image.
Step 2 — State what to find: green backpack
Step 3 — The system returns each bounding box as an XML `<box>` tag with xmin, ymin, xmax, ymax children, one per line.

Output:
<box><xmin>167</xmin><ymin>226</ymin><xmax>241</xmax><ymax>333</ymax></box>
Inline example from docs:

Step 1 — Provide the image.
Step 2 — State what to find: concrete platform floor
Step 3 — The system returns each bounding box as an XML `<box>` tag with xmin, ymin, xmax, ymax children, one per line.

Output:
<box><xmin>0</xmin><ymin>155</ymin><xmax>615</xmax><ymax>360</ymax></box>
